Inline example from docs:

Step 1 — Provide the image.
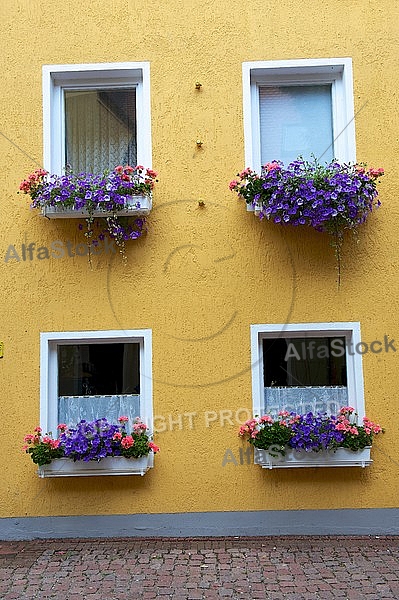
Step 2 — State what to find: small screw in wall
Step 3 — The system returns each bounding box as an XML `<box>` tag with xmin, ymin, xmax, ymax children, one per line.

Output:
<box><xmin>195</xmin><ymin>82</ymin><xmax>202</xmax><ymax>90</ymax></box>
<box><xmin>196</xmin><ymin>139</ymin><xmax>203</xmax><ymax>148</ymax></box>
<box><xmin>198</xmin><ymin>199</ymin><xmax>205</xmax><ymax>207</ymax></box>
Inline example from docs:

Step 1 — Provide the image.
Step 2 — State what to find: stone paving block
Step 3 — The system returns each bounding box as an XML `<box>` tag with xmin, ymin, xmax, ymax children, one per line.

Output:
<box><xmin>1</xmin><ymin>536</ymin><xmax>399</xmax><ymax>599</ymax></box>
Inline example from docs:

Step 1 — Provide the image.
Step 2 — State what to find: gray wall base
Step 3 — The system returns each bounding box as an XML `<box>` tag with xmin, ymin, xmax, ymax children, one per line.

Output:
<box><xmin>1</xmin><ymin>509</ymin><xmax>399</xmax><ymax>540</ymax></box>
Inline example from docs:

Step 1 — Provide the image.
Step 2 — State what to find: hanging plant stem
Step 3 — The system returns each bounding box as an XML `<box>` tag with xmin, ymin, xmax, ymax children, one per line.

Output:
<box><xmin>230</xmin><ymin>157</ymin><xmax>384</xmax><ymax>284</ymax></box>
<box><xmin>85</xmin><ymin>215</ymin><xmax>94</xmax><ymax>269</ymax></box>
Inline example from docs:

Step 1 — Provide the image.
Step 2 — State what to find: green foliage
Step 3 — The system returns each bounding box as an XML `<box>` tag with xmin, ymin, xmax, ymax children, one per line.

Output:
<box><xmin>23</xmin><ymin>429</ymin><xmax>64</xmax><ymax>466</ymax></box>
<box><xmin>339</xmin><ymin>428</ymin><xmax>374</xmax><ymax>452</ymax></box>
<box><xmin>249</xmin><ymin>422</ymin><xmax>293</xmax><ymax>456</ymax></box>
<box><xmin>120</xmin><ymin>432</ymin><xmax>153</xmax><ymax>458</ymax></box>
<box><xmin>26</xmin><ymin>444</ymin><xmax>64</xmax><ymax>466</ymax></box>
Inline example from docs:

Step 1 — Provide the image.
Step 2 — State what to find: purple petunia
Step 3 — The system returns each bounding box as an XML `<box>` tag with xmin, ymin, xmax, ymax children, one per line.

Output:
<box><xmin>59</xmin><ymin>418</ymin><xmax>122</xmax><ymax>462</ymax></box>
<box><xmin>230</xmin><ymin>158</ymin><xmax>384</xmax><ymax>234</ymax></box>
<box><xmin>288</xmin><ymin>412</ymin><xmax>344</xmax><ymax>452</ymax></box>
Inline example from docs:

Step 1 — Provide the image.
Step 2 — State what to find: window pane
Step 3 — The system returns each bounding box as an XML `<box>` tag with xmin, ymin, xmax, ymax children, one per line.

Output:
<box><xmin>58</xmin><ymin>343</ymin><xmax>140</xmax><ymax>396</ymax></box>
<box><xmin>259</xmin><ymin>84</ymin><xmax>333</xmax><ymax>163</ymax></box>
<box><xmin>263</xmin><ymin>337</ymin><xmax>347</xmax><ymax>416</ymax></box>
<box><xmin>64</xmin><ymin>88</ymin><xmax>137</xmax><ymax>172</ymax></box>
<box><xmin>263</xmin><ymin>337</ymin><xmax>347</xmax><ymax>387</ymax></box>
<box><xmin>57</xmin><ymin>343</ymin><xmax>141</xmax><ymax>426</ymax></box>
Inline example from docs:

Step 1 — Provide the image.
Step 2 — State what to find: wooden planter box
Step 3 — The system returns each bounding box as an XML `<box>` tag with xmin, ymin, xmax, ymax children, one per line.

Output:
<box><xmin>42</xmin><ymin>195</ymin><xmax>152</xmax><ymax>218</ymax></box>
<box><xmin>38</xmin><ymin>455</ymin><xmax>152</xmax><ymax>477</ymax></box>
<box><xmin>254</xmin><ymin>447</ymin><xmax>372</xmax><ymax>469</ymax></box>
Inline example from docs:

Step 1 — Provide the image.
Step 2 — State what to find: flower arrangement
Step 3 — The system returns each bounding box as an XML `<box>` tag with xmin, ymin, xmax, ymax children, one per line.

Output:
<box><xmin>19</xmin><ymin>165</ymin><xmax>158</xmax><ymax>262</ymax></box>
<box><xmin>23</xmin><ymin>417</ymin><xmax>160</xmax><ymax>467</ymax></box>
<box><xmin>22</xmin><ymin>426</ymin><xmax>64</xmax><ymax>466</ymax></box>
<box><xmin>229</xmin><ymin>158</ymin><xmax>384</xmax><ymax>284</ymax></box>
<box><xmin>239</xmin><ymin>406</ymin><xmax>384</xmax><ymax>457</ymax></box>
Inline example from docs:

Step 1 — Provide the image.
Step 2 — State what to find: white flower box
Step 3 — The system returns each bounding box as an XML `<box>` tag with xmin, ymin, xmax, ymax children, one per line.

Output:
<box><xmin>42</xmin><ymin>195</ymin><xmax>152</xmax><ymax>219</ymax></box>
<box><xmin>254</xmin><ymin>446</ymin><xmax>372</xmax><ymax>469</ymax></box>
<box><xmin>38</xmin><ymin>454</ymin><xmax>152</xmax><ymax>478</ymax></box>
<box><xmin>246</xmin><ymin>202</ymin><xmax>262</xmax><ymax>215</ymax></box>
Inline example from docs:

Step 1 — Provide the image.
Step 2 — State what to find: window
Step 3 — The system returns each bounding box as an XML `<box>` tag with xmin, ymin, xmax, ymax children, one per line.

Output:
<box><xmin>250</xmin><ymin>322</ymin><xmax>365</xmax><ymax>419</ymax></box>
<box><xmin>242</xmin><ymin>58</ymin><xmax>356</xmax><ymax>170</ymax></box>
<box><xmin>64</xmin><ymin>88</ymin><xmax>137</xmax><ymax>172</ymax></box>
<box><xmin>42</xmin><ymin>62</ymin><xmax>152</xmax><ymax>174</ymax></box>
<box><xmin>40</xmin><ymin>330</ymin><xmax>153</xmax><ymax>434</ymax></box>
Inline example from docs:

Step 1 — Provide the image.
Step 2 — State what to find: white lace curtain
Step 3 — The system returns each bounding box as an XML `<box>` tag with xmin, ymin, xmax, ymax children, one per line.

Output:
<box><xmin>264</xmin><ymin>386</ymin><xmax>349</xmax><ymax>419</ymax></box>
<box><xmin>64</xmin><ymin>88</ymin><xmax>137</xmax><ymax>172</ymax></box>
<box><xmin>58</xmin><ymin>394</ymin><xmax>141</xmax><ymax>428</ymax></box>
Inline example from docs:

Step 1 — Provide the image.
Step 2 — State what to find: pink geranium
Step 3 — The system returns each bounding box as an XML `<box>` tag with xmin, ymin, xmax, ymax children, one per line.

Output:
<box><xmin>121</xmin><ymin>435</ymin><xmax>134</xmax><ymax>449</ymax></box>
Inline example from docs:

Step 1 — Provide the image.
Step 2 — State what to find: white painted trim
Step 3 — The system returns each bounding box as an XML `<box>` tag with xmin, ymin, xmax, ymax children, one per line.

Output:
<box><xmin>43</xmin><ymin>61</ymin><xmax>151</xmax><ymax>75</ymax></box>
<box><xmin>136</xmin><ymin>62</ymin><xmax>152</xmax><ymax>170</ymax></box>
<box><xmin>242</xmin><ymin>63</ymin><xmax>254</xmax><ymax>171</ymax></box>
<box><xmin>42</xmin><ymin>195</ymin><xmax>152</xmax><ymax>218</ymax></box>
<box><xmin>42</xmin><ymin>62</ymin><xmax>152</xmax><ymax>174</ymax></box>
<box><xmin>40</xmin><ymin>329</ymin><xmax>153</xmax><ymax>435</ymax></box>
<box><xmin>250</xmin><ymin>322</ymin><xmax>365</xmax><ymax>419</ymax></box>
<box><xmin>254</xmin><ymin>446</ymin><xmax>372</xmax><ymax>469</ymax></box>
<box><xmin>242</xmin><ymin>58</ymin><xmax>356</xmax><ymax>170</ymax></box>
<box><xmin>38</xmin><ymin>455</ymin><xmax>151</xmax><ymax>477</ymax></box>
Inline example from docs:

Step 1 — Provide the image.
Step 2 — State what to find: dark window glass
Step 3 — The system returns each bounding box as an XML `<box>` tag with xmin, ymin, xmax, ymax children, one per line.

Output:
<box><xmin>58</xmin><ymin>343</ymin><xmax>140</xmax><ymax>396</ymax></box>
<box><xmin>263</xmin><ymin>337</ymin><xmax>347</xmax><ymax>387</ymax></box>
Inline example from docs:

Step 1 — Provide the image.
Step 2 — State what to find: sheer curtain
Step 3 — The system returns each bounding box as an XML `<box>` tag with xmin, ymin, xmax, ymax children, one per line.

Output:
<box><xmin>264</xmin><ymin>387</ymin><xmax>349</xmax><ymax>419</ymax></box>
<box><xmin>259</xmin><ymin>84</ymin><xmax>334</xmax><ymax>163</ymax></box>
<box><xmin>58</xmin><ymin>394</ymin><xmax>141</xmax><ymax>427</ymax></box>
<box><xmin>64</xmin><ymin>88</ymin><xmax>137</xmax><ymax>172</ymax></box>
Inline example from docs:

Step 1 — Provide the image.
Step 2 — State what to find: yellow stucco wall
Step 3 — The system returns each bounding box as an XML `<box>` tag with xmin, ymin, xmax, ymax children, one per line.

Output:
<box><xmin>1</xmin><ymin>0</ymin><xmax>398</xmax><ymax>519</ymax></box>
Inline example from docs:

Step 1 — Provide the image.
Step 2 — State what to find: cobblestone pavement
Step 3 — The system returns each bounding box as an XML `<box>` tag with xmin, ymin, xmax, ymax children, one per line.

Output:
<box><xmin>0</xmin><ymin>536</ymin><xmax>399</xmax><ymax>599</ymax></box>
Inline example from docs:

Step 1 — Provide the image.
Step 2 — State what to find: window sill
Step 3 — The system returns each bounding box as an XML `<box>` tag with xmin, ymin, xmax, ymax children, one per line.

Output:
<box><xmin>254</xmin><ymin>447</ymin><xmax>372</xmax><ymax>469</ymax></box>
<box><xmin>42</xmin><ymin>195</ymin><xmax>152</xmax><ymax>219</ymax></box>
<box><xmin>38</xmin><ymin>455</ymin><xmax>153</xmax><ymax>477</ymax></box>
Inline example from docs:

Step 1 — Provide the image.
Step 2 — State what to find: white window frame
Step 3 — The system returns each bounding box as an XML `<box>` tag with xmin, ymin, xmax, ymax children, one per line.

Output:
<box><xmin>42</xmin><ymin>62</ymin><xmax>152</xmax><ymax>174</ymax></box>
<box><xmin>250</xmin><ymin>322</ymin><xmax>365</xmax><ymax>419</ymax></box>
<box><xmin>243</xmin><ymin>58</ymin><xmax>356</xmax><ymax>171</ymax></box>
<box><xmin>40</xmin><ymin>329</ymin><xmax>153</xmax><ymax>435</ymax></box>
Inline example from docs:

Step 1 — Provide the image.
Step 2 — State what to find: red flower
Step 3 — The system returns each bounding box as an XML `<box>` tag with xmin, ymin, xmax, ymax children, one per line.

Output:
<box><xmin>121</xmin><ymin>435</ymin><xmax>134</xmax><ymax>448</ymax></box>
